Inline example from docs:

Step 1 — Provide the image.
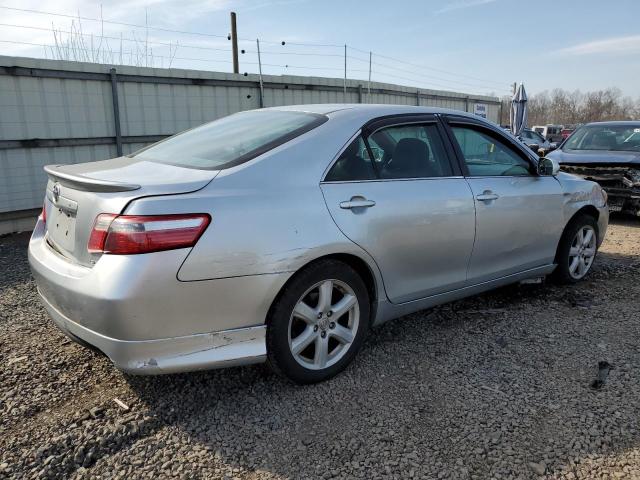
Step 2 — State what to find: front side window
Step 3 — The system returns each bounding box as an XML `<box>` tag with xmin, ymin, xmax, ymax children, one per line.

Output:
<box><xmin>451</xmin><ymin>126</ymin><xmax>532</xmax><ymax>177</ymax></box>
<box><xmin>325</xmin><ymin>136</ymin><xmax>376</xmax><ymax>182</ymax></box>
<box><xmin>135</xmin><ymin>110</ymin><xmax>326</xmax><ymax>170</ymax></box>
<box><xmin>368</xmin><ymin>123</ymin><xmax>453</xmax><ymax>179</ymax></box>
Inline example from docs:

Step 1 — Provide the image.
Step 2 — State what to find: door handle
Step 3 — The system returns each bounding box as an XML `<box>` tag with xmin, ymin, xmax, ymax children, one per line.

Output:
<box><xmin>476</xmin><ymin>191</ymin><xmax>499</xmax><ymax>202</ymax></box>
<box><xmin>339</xmin><ymin>198</ymin><xmax>376</xmax><ymax>209</ymax></box>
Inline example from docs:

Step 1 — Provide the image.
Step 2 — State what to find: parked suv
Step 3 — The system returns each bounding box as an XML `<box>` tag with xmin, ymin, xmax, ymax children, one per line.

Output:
<box><xmin>532</xmin><ymin>125</ymin><xmax>564</xmax><ymax>143</ymax></box>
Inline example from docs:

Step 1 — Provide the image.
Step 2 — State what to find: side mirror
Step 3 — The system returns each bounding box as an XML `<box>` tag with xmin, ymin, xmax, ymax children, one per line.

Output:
<box><xmin>538</xmin><ymin>157</ymin><xmax>560</xmax><ymax>176</ymax></box>
<box><xmin>528</xmin><ymin>143</ymin><xmax>539</xmax><ymax>153</ymax></box>
<box><xmin>549</xmin><ymin>142</ymin><xmax>558</xmax><ymax>150</ymax></box>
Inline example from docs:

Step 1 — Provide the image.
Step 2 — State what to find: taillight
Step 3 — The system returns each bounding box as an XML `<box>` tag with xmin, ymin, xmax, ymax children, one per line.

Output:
<box><xmin>88</xmin><ymin>214</ymin><xmax>210</xmax><ymax>255</ymax></box>
<box><xmin>87</xmin><ymin>214</ymin><xmax>118</xmax><ymax>253</ymax></box>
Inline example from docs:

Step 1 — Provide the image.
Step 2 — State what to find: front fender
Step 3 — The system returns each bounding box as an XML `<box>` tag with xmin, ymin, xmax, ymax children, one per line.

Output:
<box><xmin>556</xmin><ymin>172</ymin><xmax>609</xmax><ymax>246</ymax></box>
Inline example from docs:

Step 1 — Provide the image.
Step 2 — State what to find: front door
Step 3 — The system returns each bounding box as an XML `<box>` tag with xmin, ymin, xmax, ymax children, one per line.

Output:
<box><xmin>445</xmin><ymin>118</ymin><xmax>564</xmax><ymax>284</ymax></box>
<box><xmin>321</xmin><ymin>117</ymin><xmax>476</xmax><ymax>304</ymax></box>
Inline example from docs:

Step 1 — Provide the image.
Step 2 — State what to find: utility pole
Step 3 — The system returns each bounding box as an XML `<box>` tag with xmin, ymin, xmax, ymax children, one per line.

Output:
<box><xmin>343</xmin><ymin>44</ymin><xmax>347</xmax><ymax>100</ymax></box>
<box><xmin>230</xmin><ymin>12</ymin><xmax>239</xmax><ymax>74</ymax></box>
<box><xmin>256</xmin><ymin>39</ymin><xmax>264</xmax><ymax>108</ymax></box>
<box><xmin>368</xmin><ymin>51</ymin><xmax>372</xmax><ymax>100</ymax></box>
<box><xmin>512</xmin><ymin>82</ymin><xmax>517</xmax><ymax>95</ymax></box>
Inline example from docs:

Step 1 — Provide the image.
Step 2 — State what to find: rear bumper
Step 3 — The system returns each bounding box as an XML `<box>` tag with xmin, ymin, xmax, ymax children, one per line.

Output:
<box><xmin>38</xmin><ymin>287</ymin><xmax>266</xmax><ymax>374</ymax></box>
<box><xmin>28</xmin><ymin>217</ymin><xmax>291</xmax><ymax>373</ymax></box>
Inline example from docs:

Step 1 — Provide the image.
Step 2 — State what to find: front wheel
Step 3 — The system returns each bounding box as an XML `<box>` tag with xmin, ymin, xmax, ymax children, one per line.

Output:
<box><xmin>266</xmin><ymin>260</ymin><xmax>370</xmax><ymax>384</ymax></box>
<box><xmin>552</xmin><ymin>214</ymin><xmax>599</xmax><ymax>284</ymax></box>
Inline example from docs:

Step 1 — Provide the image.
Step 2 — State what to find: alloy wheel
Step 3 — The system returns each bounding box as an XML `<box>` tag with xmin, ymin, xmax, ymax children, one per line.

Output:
<box><xmin>568</xmin><ymin>225</ymin><xmax>596</xmax><ymax>280</ymax></box>
<box><xmin>288</xmin><ymin>279</ymin><xmax>360</xmax><ymax>370</ymax></box>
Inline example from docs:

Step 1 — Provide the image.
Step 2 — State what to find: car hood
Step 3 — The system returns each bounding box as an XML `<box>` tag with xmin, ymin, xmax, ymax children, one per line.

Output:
<box><xmin>548</xmin><ymin>149</ymin><xmax>640</xmax><ymax>166</ymax></box>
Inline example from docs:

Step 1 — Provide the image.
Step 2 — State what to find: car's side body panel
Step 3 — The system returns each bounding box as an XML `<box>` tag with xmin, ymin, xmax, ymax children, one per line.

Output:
<box><xmin>463</xmin><ymin>175</ymin><xmax>564</xmax><ymax>282</ymax></box>
<box><xmin>321</xmin><ymin>177</ymin><xmax>476</xmax><ymax>303</ymax></box>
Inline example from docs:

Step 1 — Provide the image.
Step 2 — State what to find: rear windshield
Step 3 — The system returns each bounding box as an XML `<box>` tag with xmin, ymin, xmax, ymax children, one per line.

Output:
<box><xmin>134</xmin><ymin>110</ymin><xmax>327</xmax><ymax>169</ymax></box>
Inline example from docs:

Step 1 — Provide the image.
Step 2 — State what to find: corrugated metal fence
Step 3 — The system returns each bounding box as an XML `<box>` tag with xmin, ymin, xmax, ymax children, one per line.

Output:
<box><xmin>0</xmin><ymin>55</ymin><xmax>500</xmax><ymax>234</ymax></box>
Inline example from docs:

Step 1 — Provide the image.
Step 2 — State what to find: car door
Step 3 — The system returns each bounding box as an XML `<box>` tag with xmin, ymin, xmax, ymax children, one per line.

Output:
<box><xmin>443</xmin><ymin>116</ymin><xmax>564</xmax><ymax>284</ymax></box>
<box><xmin>321</xmin><ymin>116</ymin><xmax>476</xmax><ymax>304</ymax></box>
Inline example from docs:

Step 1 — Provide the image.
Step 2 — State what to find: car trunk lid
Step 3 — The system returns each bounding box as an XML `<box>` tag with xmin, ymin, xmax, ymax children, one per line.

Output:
<box><xmin>43</xmin><ymin>157</ymin><xmax>218</xmax><ymax>266</ymax></box>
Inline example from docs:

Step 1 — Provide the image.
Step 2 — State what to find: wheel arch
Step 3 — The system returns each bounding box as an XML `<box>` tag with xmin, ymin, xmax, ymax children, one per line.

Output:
<box><xmin>570</xmin><ymin>205</ymin><xmax>600</xmax><ymax>223</ymax></box>
<box><xmin>555</xmin><ymin>205</ymin><xmax>600</xmax><ymax>263</ymax></box>
<box><xmin>266</xmin><ymin>252</ymin><xmax>380</xmax><ymax>326</ymax></box>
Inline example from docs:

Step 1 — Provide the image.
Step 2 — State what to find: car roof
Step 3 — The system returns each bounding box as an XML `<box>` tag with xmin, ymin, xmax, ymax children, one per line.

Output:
<box><xmin>583</xmin><ymin>120</ymin><xmax>640</xmax><ymax>127</ymax></box>
<box><xmin>265</xmin><ymin>103</ymin><xmax>495</xmax><ymax>126</ymax></box>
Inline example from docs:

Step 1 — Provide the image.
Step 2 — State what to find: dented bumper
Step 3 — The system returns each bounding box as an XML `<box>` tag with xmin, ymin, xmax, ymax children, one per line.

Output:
<box><xmin>28</xmin><ymin>217</ymin><xmax>289</xmax><ymax>374</ymax></box>
<box><xmin>38</xmin><ymin>289</ymin><xmax>266</xmax><ymax>374</ymax></box>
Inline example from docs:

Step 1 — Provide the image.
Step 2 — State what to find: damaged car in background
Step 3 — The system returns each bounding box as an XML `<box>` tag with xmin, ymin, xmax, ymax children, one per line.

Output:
<box><xmin>548</xmin><ymin>121</ymin><xmax>640</xmax><ymax>216</ymax></box>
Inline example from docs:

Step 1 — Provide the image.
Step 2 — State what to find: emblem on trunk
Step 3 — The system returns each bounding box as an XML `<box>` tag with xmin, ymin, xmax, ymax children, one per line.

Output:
<box><xmin>52</xmin><ymin>183</ymin><xmax>60</xmax><ymax>203</ymax></box>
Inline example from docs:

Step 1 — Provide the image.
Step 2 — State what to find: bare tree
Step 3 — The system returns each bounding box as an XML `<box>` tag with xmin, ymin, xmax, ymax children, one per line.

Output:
<box><xmin>501</xmin><ymin>87</ymin><xmax>639</xmax><ymax>127</ymax></box>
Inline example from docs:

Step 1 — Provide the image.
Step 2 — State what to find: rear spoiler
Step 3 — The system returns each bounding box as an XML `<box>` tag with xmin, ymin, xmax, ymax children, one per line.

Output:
<box><xmin>44</xmin><ymin>165</ymin><xmax>141</xmax><ymax>192</ymax></box>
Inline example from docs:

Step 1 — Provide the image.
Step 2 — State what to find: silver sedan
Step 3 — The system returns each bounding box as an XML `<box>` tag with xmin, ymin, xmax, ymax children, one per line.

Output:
<box><xmin>29</xmin><ymin>105</ymin><xmax>609</xmax><ymax>383</ymax></box>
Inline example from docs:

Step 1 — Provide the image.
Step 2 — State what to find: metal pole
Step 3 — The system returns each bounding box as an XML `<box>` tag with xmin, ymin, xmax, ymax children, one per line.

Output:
<box><xmin>358</xmin><ymin>84</ymin><xmax>362</xmax><ymax>103</ymax></box>
<box><xmin>368</xmin><ymin>51</ymin><xmax>372</xmax><ymax>101</ymax></box>
<box><xmin>343</xmin><ymin>44</ymin><xmax>347</xmax><ymax>100</ymax></box>
<box><xmin>416</xmin><ymin>89</ymin><xmax>420</xmax><ymax>106</ymax></box>
<box><xmin>256</xmin><ymin>39</ymin><xmax>264</xmax><ymax>108</ymax></box>
<box><xmin>109</xmin><ymin>68</ymin><xmax>123</xmax><ymax>156</ymax></box>
<box><xmin>230</xmin><ymin>12</ymin><xmax>239</xmax><ymax>74</ymax></box>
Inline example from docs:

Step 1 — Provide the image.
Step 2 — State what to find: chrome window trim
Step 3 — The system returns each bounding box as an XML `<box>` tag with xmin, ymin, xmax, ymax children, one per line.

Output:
<box><xmin>320</xmin><ymin>176</ymin><xmax>465</xmax><ymax>185</ymax></box>
<box><xmin>366</xmin><ymin>119</ymin><xmax>439</xmax><ymax>137</ymax></box>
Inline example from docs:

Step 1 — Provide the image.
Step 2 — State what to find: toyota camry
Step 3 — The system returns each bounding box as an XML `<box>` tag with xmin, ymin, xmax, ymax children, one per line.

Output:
<box><xmin>29</xmin><ymin>105</ymin><xmax>609</xmax><ymax>383</ymax></box>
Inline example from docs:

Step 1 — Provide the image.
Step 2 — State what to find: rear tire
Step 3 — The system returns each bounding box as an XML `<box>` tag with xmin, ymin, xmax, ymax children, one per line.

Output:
<box><xmin>552</xmin><ymin>214</ymin><xmax>599</xmax><ymax>284</ymax></box>
<box><xmin>266</xmin><ymin>259</ymin><xmax>370</xmax><ymax>384</ymax></box>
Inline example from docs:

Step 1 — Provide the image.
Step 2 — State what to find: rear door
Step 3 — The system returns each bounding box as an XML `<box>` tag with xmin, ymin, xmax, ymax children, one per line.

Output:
<box><xmin>443</xmin><ymin>116</ymin><xmax>564</xmax><ymax>284</ymax></box>
<box><xmin>321</xmin><ymin>115</ymin><xmax>476</xmax><ymax>304</ymax></box>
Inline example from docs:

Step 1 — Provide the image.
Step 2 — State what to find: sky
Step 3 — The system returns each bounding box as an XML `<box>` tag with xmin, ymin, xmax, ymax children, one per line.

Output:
<box><xmin>1</xmin><ymin>0</ymin><xmax>640</xmax><ymax>99</ymax></box>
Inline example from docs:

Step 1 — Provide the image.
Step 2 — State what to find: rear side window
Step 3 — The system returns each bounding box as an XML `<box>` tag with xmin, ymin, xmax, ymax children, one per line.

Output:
<box><xmin>325</xmin><ymin>136</ymin><xmax>376</xmax><ymax>182</ymax></box>
<box><xmin>134</xmin><ymin>110</ymin><xmax>327</xmax><ymax>170</ymax></box>
<box><xmin>369</xmin><ymin>124</ymin><xmax>453</xmax><ymax>179</ymax></box>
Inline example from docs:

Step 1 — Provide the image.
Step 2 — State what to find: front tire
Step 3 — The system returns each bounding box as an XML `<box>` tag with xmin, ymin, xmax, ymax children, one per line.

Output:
<box><xmin>266</xmin><ymin>260</ymin><xmax>370</xmax><ymax>384</ymax></box>
<box><xmin>552</xmin><ymin>214</ymin><xmax>598</xmax><ymax>284</ymax></box>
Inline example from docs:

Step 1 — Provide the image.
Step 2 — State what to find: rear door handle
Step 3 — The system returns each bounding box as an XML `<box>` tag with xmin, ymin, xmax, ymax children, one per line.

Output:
<box><xmin>339</xmin><ymin>198</ymin><xmax>376</xmax><ymax>209</ymax></box>
<box><xmin>476</xmin><ymin>191</ymin><xmax>499</xmax><ymax>202</ymax></box>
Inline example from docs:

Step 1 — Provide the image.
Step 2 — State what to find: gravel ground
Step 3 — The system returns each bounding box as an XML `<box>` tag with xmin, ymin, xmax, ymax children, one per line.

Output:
<box><xmin>1</xmin><ymin>216</ymin><xmax>639</xmax><ymax>480</ymax></box>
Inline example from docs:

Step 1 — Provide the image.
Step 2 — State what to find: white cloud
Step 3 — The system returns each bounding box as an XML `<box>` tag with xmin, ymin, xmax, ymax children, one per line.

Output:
<box><xmin>435</xmin><ymin>0</ymin><xmax>497</xmax><ymax>14</ymax></box>
<box><xmin>557</xmin><ymin>35</ymin><xmax>640</xmax><ymax>56</ymax></box>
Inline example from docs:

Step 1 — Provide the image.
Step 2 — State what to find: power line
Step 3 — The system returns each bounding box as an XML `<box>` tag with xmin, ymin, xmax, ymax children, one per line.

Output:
<box><xmin>348</xmin><ymin>55</ymin><xmax>510</xmax><ymax>93</ymax></box>
<box><xmin>0</xmin><ymin>39</ymin><xmax>372</xmax><ymax>74</ymax></box>
<box><xmin>0</xmin><ymin>5</ymin><xmax>229</xmax><ymax>39</ymax></box>
<box><xmin>0</xmin><ymin>5</ymin><xmax>511</xmax><ymax>95</ymax></box>
<box><xmin>0</xmin><ymin>23</ymin><xmax>232</xmax><ymax>53</ymax></box>
<box><xmin>353</xmin><ymin>46</ymin><xmax>507</xmax><ymax>88</ymax></box>
<box><xmin>242</xmin><ymin>48</ymin><xmax>343</xmax><ymax>57</ymax></box>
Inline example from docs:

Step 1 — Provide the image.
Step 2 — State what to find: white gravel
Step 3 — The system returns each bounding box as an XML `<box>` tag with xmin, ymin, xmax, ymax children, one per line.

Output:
<box><xmin>1</xmin><ymin>216</ymin><xmax>639</xmax><ymax>479</ymax></box>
